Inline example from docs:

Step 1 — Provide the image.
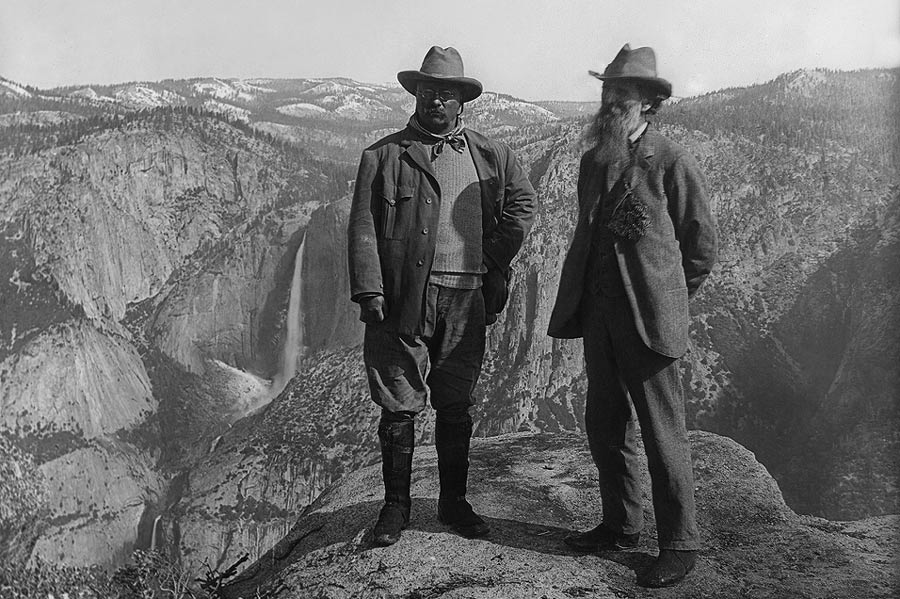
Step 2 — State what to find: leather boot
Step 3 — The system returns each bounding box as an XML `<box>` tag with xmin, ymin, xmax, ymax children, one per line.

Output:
<box><xmin>435</xmin><ymin>416</ymin><xmax>489</xmax><ymax>538</ymax></box>
<box><xmin>638</xmin><ymin>549</ymin><xmax>697</xmax><ymax>587</ymax></box>
<box><xmin>373</xmin><ymin>417</ymin><xmax>414</xmax><ymax>546</ymax></box>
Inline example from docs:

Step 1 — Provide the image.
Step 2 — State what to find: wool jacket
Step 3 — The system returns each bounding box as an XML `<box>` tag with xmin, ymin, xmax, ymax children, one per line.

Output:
<box><xmin>547</xmin><ymin>128</ymin><xmax>717</xmax><ymax>358</ymax></box>
<box><xmin>348</xmin><ymin>125</ymin><xmax>536</xmax><ymax>335</ymax></box>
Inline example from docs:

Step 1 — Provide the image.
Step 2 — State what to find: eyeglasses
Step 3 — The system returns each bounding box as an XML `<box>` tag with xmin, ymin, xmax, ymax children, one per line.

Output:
<box><xmin>416</xmin><ymin>88</ymin><xmax>460</xmax><ymax>102</ymax></box>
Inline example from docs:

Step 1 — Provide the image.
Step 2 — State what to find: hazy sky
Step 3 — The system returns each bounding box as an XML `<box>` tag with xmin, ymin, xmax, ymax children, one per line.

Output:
<box><xmin>2</xmin><ymin>0</ymin><xmax>898</xmax><ymax>100</ymax></box>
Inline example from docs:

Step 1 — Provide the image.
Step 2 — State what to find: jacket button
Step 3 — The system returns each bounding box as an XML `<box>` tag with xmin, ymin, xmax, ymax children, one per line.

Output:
<box><xmin>416</xmin><ymin>259</ymin><xmax>424</xmax><ymax>267</ymax></box>
<box><xmin>422</xmin><ymin>228</ymin><xmax>428</xmax><ymax>234</ymax></box>
<box><xmin>425</xmin><ymin>198</ymin><xmax>432</xmax><ymax>204</ymax></box>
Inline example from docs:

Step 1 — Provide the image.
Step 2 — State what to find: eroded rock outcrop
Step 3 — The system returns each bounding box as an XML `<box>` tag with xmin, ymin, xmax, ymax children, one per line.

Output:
<box><xmin>222</xmin><ymin>431</ymin><xmax>899</xmax><ymax>599</ymax></box>
<box><xmin>0</xmin><ymin>320</ymin><xmax>154</xmax><ymax>439</ymax></box>
<box><xmin>0</xmin><ymin>320</ymin><xmax>161</xmax><ymax>568</ymax></box>
<box><xmin>163</xmin><ymin>346</ymin><xmax>378</xmax><ymax>572</ymax></box>
<box><xmin>31</xmin><ymin>439</ymin><xmax>162</xmax><ymax>567</ymax></box>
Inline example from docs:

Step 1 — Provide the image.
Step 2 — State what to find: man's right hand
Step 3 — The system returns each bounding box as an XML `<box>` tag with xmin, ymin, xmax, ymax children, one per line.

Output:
<box><xmin>359</xmin><ymin>295</ymin><xmax>386</xmax><ymax>324</ymax></box>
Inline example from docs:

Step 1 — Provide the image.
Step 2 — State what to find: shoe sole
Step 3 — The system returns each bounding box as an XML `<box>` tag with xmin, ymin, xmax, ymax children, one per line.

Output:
<box><xmin>452</xmin><ymin>525</ymin><xmax>490</xmax><ymax>539</ymax></box>
<box><xmin>565</xmin><ymin>543</ymin><xmax>640</xmax><ymax>553</ymax></box>
<box><xmin>373</xmin><ymin>534</ymin><xmax>400</xmax><ymax>546</ymax></box>
<box><xmin>373</xmin><ymin>520</ymin><xmax>408</xmax><ymax>547</ymax></box>
<box><xmin>639</xmin><ymin>561</ymin><xmax>696</xmax><ymax>588</ymax></box>
<box><xmin>437</xmin><ymin>515</ymin><xmax>489</xmax><ymax>538</ymax></box>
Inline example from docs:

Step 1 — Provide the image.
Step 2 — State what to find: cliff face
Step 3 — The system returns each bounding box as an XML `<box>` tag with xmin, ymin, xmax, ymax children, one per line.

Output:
<box><xmin>6</xmin><ymin>132</ymin><xmax>225</xmax><ymax>323</ymax></box>
<box><xmin>32</xmin><ymin>440</ymin><xmax>162</xmax><ymax>567</ymax></box>
<box><xmin>1</xmin><ymin>321</ymin><xmax>154</xmax><ymax>439</ymax></box>
<box><xmin>779</xmin><ymin>213</ymin><xmax>900</xmax><ymax>518</ymax></box>
<box><xmin>163</xmin><ymin>346</ymin><xmax>377</xmax><ymax>572</ymax></box>
<box><xmin>220</xmin><ymin>431</ymin><xmax>899</xmax><ymax>599</ymax></box>
<box><xmin>0</xmin><ymin>110</ymin><xmax>349</xmax><ymax>566</ymax></box>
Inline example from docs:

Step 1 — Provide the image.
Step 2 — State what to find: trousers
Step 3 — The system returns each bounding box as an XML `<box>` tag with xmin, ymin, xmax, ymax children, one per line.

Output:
<box><xmin>364</xmin><ymin>283</ymin><xmax>486</xmax><ymax>421</ymax></box>
<box><xmin>580</xmin><ymin>287</ymin><xmax>700</xmax><ymax>551</ymax></box>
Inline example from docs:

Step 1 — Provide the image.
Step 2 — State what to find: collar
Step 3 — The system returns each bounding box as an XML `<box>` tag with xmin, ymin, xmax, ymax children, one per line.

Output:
<box><xmin>408</xmin><ymin>114</ymin><xmax>467</xmax><ymax>160</ymax></box>
<box><xmin>629</xmin><ymin>121</ymin><xmax>648</xmax><ymax>144</ymax></box>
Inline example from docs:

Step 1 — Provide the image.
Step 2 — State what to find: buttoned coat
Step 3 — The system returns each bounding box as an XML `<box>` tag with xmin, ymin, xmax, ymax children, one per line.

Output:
<box><xmin>348</xmin><ymin>126</ymin><xmax>536</xmax><ymax>336</ymax></box>
<box><xmin>547</xmin><ymin>128</ymin><xmax>717</xmax><ymax>358</ymax></box>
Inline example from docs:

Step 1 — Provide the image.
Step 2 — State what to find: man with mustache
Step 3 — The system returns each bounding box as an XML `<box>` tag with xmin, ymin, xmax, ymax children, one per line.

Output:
<box><xmin>348</xmin><ymin>46</ymin><xmax>535</xmax><ymax>547</ymax></box>
<box><xmin>548</xmin><ymin>44</ymin><xmax>717</xmax><ymax>588</ymax></box>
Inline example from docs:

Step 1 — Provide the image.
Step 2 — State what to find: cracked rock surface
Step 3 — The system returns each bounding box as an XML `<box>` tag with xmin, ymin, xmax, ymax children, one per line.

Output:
<box><xmin>222</xmin><ymin>431</ymin><xmax>899</xmax><ymax>599</ymax></box>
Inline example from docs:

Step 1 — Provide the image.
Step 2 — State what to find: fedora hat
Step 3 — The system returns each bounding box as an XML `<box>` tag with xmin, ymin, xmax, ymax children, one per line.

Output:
<box><xmin>589</xmin><ymin>44</ymin><xmax>672</xmax><ymax>99</ymax></box>
<box><xmin>398</xmin><ymin>46</ymin><xmax>483</xmax><ymax>103</ymax></box>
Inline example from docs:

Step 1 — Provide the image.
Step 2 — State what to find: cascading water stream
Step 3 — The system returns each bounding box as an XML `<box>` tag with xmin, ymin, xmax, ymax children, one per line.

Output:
<box><xmin>150</xmin><ymin>515</ymin><xmax>162</xmax><ymax>552</ymax></box>
<box><xmin>213</xmin><ymin>232</ymin><xmax>307</xmax><ymax>421</ymax></box>
<box><xmin>271</xmin><ymin>232</ymin><xmax>307</xmax><ymax>397</ymax></box>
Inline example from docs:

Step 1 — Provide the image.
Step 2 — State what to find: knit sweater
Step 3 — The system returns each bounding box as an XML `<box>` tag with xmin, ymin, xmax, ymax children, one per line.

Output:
<box><xmin>429</xmin><ymin>144</ymin><xmax>484</xmax><ymax>288</ymax></box>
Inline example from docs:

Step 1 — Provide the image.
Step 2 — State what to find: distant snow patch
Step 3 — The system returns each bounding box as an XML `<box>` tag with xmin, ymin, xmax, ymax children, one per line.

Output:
<box><xmin>319</xmin><ymin>93</ymin><xmax>394</xmax><ymax>120</ymax></box>
<box><xmin>277</xmin><ymin>102</ymin><xmax>329</xmax><ymax>117</ymax></box>
<box><xmin>201</xmin><ymin>99</ymin><xmax>251</xmax><ymax>121</ymax></box>
<box><xmin>300</xmin><ymin>81</ymin><xmax>355</xmax><ymax>96</ymax></box>
<box><xmin>474</xmin><ymin>93</ymin><xmax>560</xmax><ymax>121</ymax></box>
<box><xmin>192</xmin><ymin>78</ymin><xmax>272</xmax><ymax>103</ymax></box>
<box><xmin>0</xmin><ymin>79</ymin><xmax>32</xmax><ymax>98</ymax></box>
<box><xmin>0</xmin><ymin>111</ymin><xmax>84</xmax><ymax>127</ymax></box>
<box><xmin>115</xmin><ymin>84</ymin><xmax>184</xmax><ymax>108</ymax></box>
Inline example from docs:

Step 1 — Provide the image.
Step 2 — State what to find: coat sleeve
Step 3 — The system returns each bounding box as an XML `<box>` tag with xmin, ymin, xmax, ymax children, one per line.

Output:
<box><xmin>665</xmin><ymin>151</ymin><xmax>718</xmax><ymax>297</ymax></box>
<box><xmin>576</xmin><ymin>151</ymin><xmax>594</xmax><ymax>214</ymax></box>
<box><xmin>347</xmin><ymin>148</ymin><xmax>384</xmax><ymax>302</ymax></box>
<box><xmin>482</xmin><ymin>144</ymin><xmax>537</xmax><ymax>271</ymax></box>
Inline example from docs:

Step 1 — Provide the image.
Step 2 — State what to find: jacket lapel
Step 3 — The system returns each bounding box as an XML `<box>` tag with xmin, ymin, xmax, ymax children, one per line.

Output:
<box><xmin>604</xmin><ymin>161</ymin><xmax>622</xmax><ymax>195</ymax></box>
<box><xmin>464</xmin><ymin>130</ymin><xmax>501</xmax><ymax>231</ymax></box>
<box><xmin>635</xmin><ymin>128</ymin><xmax>657</xmax><ymax>167</ymax></box>
<box><xmin>399</xmin><ymin>129</ymin><xmax>436</xmax><ymax>182</ymax></box>
<box><xmin>585</xmin><ymin>161</ymin><xmax>605</xmax><ymax>227</ymax></box>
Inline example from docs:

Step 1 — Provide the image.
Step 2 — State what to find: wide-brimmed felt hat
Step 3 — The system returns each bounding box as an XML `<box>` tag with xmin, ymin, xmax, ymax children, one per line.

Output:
<box><xmin>589</xmin><ymin>44</ymin><xmax>672</xmax><ymax>99</ymax></box>
<box><xmin>398</xmin><ymin>46</ymin><xmax>483</xmax><ymax>103</ymax></box>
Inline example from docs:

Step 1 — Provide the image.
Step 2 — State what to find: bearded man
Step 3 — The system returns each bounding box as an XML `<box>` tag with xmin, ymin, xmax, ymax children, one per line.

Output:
<box><xmin>548</xmin><ymin>44</ymin><xmax>717</xmax><ymax>588</ymax></box>
<box><xmin>348</xmin><ymin>46</ymin><xmax>535</xmax><ymax>547</ymax></box>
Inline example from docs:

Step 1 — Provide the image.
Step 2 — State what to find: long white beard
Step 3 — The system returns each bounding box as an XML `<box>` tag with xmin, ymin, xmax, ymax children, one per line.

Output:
<box><xmin>583</xmin><ymin>101</ymin><xmax>643</xmax><ymax>165</ymax></box>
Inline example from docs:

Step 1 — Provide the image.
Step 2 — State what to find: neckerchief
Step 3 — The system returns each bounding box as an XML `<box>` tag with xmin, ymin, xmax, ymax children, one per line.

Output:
<box><xmin>408</xmin><ymin>115</ymin><xmax>466</xmax><ymax>160</ymax></box>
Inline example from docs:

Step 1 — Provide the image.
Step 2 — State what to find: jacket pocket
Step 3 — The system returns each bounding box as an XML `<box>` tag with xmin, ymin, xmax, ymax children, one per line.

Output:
<box><xmin>380</xmin><ymin>183</ymin><xmax>415</xmax><ymax>240</ymax></box>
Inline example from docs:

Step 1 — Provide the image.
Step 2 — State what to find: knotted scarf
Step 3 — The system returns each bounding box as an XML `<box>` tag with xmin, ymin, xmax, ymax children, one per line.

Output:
<box><xmin>408</xmin><ymin>115</ymin><xmax>466</xmax><ymax>160</ymax></box>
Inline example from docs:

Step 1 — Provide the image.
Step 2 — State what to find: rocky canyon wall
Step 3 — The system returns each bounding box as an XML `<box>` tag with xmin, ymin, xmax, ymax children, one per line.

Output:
<box><xmin>0</xmin><ymin>112</ymin><xmax>350</xmax><ymax>567</ymax></box>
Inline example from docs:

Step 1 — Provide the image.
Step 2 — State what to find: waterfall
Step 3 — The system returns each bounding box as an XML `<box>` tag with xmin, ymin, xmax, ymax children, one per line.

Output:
<box><xmin>150</xmin><ymin>515</ymin><xmax>162</xmax><ymax>552</ymax></box>
<box><xmin>272</xmin><ymin>232</ymin><xmax>307</xmax><ymax>397</ymax></box>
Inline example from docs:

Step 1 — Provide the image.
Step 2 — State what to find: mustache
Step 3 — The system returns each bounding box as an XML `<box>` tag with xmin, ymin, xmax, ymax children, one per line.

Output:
<box><xmin>598</xmin><ymin>101</ymin><xmax>630</xmax><ymax>120</ymax></box>
<box><xmin>581</xmin><ymin>100</ymin><xmax>640</xmax><ymax>158</ymax></box>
